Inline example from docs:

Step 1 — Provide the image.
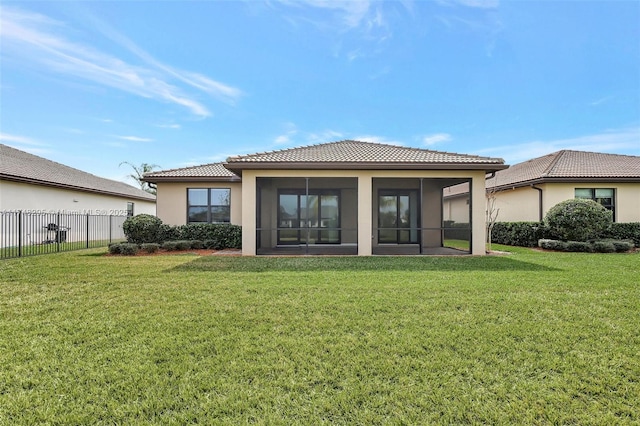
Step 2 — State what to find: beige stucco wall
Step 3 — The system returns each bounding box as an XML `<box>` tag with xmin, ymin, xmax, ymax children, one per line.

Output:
<box><xmin>154</xmin><ymin>181</ymin><xmax>242</xmax><ymax>226</ymax></box>
<box><xmin>238</xmin><ymin>169</ymin><xmax>487</xmax><ymax>256</ymax></box>
<box><xmin>491</xmin><ymin>186</ymin><xmax>542</xmax><ymax>222</ymax></box>
<box><xmin>493</xmin><ymin>182</ymin><xmax>640</xmax><ymax>223</ymax></box>
<box><xmin>0</xmin><ymin>180</ymin><xmax>156</xmax><ymax>215</ymax></box>
<box><xmin>443</xmin><ymin>196</ymin><xmax>470</xmax><ymax>223</ymax></box>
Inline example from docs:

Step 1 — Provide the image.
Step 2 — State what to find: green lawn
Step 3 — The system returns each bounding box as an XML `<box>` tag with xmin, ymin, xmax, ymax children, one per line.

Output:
<box><xmin>1</xmin><ymin>247</ymin><xmax>638</xmax><ymax>424</ymax></box>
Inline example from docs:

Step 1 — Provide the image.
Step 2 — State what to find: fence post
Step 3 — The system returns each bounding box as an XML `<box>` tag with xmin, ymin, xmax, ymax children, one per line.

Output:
<box><xmin>86</xmin><ymin>214</ymin><xmax>90</xmax><ymax>249</ymax></box>
<box><xmin>109</xmin><ymin>215</ymin><xmax>113</xmax><ymax>244</ymax></box>
<box><xmin>56</xmin><ymin>212</ymin><xmax>61</xmax><ymax>252</ymax></box>
<box><xmin>18</xmin><ymin>211</ymin><xmax>23</xmax><ymax>258</ymax></box>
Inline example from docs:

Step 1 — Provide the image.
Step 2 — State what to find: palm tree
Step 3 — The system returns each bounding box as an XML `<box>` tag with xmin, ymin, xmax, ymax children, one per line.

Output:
<box><xmin>119</xmin><ymin>162</ymin><xmax>160</xmax><ymax>195</ymax></box>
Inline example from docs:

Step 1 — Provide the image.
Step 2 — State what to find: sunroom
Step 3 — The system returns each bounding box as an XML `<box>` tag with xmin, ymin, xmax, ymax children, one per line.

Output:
<box><xmin>224</xmin><ymin>140</ymin><xmax>507</xmax><ymax>256</ymax></box>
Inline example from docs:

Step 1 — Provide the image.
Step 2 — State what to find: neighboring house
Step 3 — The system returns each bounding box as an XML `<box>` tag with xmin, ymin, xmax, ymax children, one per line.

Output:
<box><xmin>144</xmin><ymin>140</ymin><xmax>507</xmax><ymax>256</ymax></box>
<box><xmin>0</xmin><ymin>143</ymin><xmax>156</xmax><ymax>215</ymax></box>
<box><xmin>444</xmin><ymin>150</ymin><xmax>640</xmax><ymax>224</ymax></box>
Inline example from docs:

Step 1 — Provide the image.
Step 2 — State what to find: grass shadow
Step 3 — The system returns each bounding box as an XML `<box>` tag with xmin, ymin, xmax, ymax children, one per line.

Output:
<box><xmin>170</xmin><ymin>255</ymin><xmax>560</xmax><ymax>273</ymax></box>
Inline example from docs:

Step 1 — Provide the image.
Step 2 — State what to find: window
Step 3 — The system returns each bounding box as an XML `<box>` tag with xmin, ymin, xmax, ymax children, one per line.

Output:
<box><xmin>277</xmin><ymin>190</ymin><xmax>340</xmax><ymax>245</ymax></box>
<box><xmin>126</xmin><ymin>202</ymin><xmax>134</xmax><ymax>217</ymax></box>
<box><xmin>378</xmin><ymin>190</ymin><xmax>419</xmax><ymax>244</ymax></box>
<box><xmin>575</xmin><ymin>188</ymin><xmax>615</xmax><ymax>219</ymax></box>
<box><xmin>187</xmin><ymin>188</ymin><xmax>231</xmax><ymax>223</ymax></box>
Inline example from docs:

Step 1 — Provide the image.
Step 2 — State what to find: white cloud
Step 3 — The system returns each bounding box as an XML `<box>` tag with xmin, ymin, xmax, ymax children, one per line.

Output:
<box><xmin>476</xmin><ymin>128</ymin><xmax>640</xmax><ymax>164</ymax></box>
<box><xmin>115</xmin><ymin>135</ymin><xmax>153</xmax><ymax>142</ymax></box>
<box><xmin>423</xmin><ymin>133</ymin><xmax>452</xmax><ymax>146</ymax></box>
<box><xmin>0</xmin><ymin>132</ymin><xmax>51</xmax><ymax>155</ymax></box>
<box><xmin>437</xmin><ymin>0</ymin><xmax>499</xmax><ymax>9</ymax></box>
<box><xmin>0</xmin><ymin>132</ymin><xmax>44</xmax><ymax>146</ymax></box>
<box><xmin>0</xmin><ymin>6</ymin><xmax>243</xmax><ymax>117</ymax></box>
<box><xmin>156</xmin><ymin>123</ymin><xmax>181</xmax><ymax>129</ymax></box>
<box><xmin>274</xmin><ymin>122</ymin><xmax>298</xmax><ymax>145</ymax></box>
<box><xmin>353</xmin><ymin>134</ymin><xmax>404</xmax><ymax>146</ymax></box>
<box><xmin>272</xmin><ymin>0</ymin><xmax>401</xmax><ymax>59</ymax></box>
<box><xmin>307</xmin><ymin>129</ymin><xmax>345</xmax><ymax>144</ymax></box>
<box><xmin>589</xmin><ymin>96</ymin><xmax>613</xmax><ymax>107</ymax></box>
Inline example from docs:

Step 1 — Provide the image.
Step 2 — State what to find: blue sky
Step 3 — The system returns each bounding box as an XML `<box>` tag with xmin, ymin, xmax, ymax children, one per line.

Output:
<box><xmin>1</xmin><ymin>0</ymin><xmax>638</xmax><ymax>185</ymax></box>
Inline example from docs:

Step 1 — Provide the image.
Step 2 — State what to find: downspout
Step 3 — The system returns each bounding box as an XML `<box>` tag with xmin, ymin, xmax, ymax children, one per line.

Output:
<box><xmin>531</xmin><ymin>185</ymin><xmax>543</xmax><ymax>222</ymax></box>
<box><xmin>419</xmin><ymin>178</ymin><xmax>423</xmax><ymax>255</ymax></box>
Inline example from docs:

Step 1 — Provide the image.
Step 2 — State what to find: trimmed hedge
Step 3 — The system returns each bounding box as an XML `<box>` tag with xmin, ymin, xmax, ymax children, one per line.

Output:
<box><xmin>108</xmin><ymin>242</ymin><xmax>139</xmax><ymax>255</ymax></box>
<box><xmin>538</xmin><ymin>238</ymin><xmax>634</xmax><ymax>253</ymax></box>
<box><xmin>123</xmin><ymin>215</ymin><xmax>241</xmax><ymax>250</ymax></box>
<box><xmin>602</xmin><ymin>222</ymin><xmax>640</xmax><ymax>246</ymax></box>
<box><xmin>491</xmin><ymin>222</ymin><xmax>549</xmax><ymax>247</ymax></box>
<box><xmin>492</xmin><ymin>221</ymin><xmax>640</xmax><ymax>248</ymax></box>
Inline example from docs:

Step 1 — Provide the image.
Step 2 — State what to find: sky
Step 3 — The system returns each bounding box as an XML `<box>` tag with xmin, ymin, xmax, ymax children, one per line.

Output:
<box><xmin>1</xmin><ymin>0</ymin><xmax>639</xmax><ymax>186</ymax></box>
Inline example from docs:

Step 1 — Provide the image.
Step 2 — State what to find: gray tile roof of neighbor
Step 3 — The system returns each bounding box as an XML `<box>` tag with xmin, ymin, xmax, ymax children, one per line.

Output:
<box><xmin>225</xmin><ymin>140</ymin><xmax>507</xmax><ymax>172</ymax></box>
<box><xmin>1</xmin><ymin>144</ymin><xmax>156</xmax><ymax>201</ymax></box>
<box><xmin>487</xmin><ymin>150</ymin><xmax>640</xmax><ymax>190</ymax></box>
<box><xmin>143</xmin><ymin>162</ymin><xmax>239</xmax><ymax>182</ymax></box>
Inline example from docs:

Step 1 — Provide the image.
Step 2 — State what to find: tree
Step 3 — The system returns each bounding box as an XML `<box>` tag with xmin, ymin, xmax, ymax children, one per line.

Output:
<box><xmin>485</xmin><ymin>178</ymin><xmax>500</xmax><ymax>252</ymax></box>
<box><xmin>119</xmin><ymin>162</ymin><xmax>160</xmax><ymax>195</ymax></box>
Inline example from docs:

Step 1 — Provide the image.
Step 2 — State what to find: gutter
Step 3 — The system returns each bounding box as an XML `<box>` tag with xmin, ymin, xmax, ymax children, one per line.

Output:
<box><xmin>531</xmin><ymin>185</ymin><xmax>543</xmax><ymax>221</ymax></box>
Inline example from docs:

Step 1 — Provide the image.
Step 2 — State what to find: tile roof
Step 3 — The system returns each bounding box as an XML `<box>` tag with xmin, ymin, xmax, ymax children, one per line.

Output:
<box><xmin>1</xmin><ymin>144</ymin><xmax>156</xmax><ymax>201</ymax></box>
<box><xmin>143</xmin><ymin>162</ymin><xmax>239</xmax><ymax>181</ymax></box>
<box><xmin>226</xmin><ymin>140</ymin><xmax>506</xmax><ymax>170</ymax></box>
<box><xmin>487</xmin><ymin>150</ymin><xmax>640</xmax><ymax>189</ymax></box>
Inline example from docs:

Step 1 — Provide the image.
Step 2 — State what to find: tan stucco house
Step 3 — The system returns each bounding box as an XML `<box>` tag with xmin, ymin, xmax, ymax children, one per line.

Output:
<box><xmin>444</xmin><ymin>150</ymin><xmax>640</xmax><ymax>224</ymax></box>
<box><xmin>0</xmin><ymin>143</ymin><xmax>156</xmax><ymax>215</ymax></box>
<box><xmin>144</xmin><ymin>140</ymin><xmax>507</xmax><ymax>256</ymax></box>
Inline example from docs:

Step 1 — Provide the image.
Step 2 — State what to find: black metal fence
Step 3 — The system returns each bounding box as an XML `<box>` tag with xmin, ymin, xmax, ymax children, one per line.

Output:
<box><xmin>1</xmin><ymin>211</ymin><xmax>128</xmax><ymax>259</ymax></box>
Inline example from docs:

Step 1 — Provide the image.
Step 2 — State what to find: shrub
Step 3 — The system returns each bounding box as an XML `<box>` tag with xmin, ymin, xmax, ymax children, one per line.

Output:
<box><xmin>174</xmin><ymin>240</ymin><xmax>192</xmax><ymax>251</ymax></box>
<box><xmin>161</xmin><ymin>241</ymin><xmax>179</xmax><ymax>251</ymax></box>
<box><xmin>611</xmin><ymin>240</ymin><xmax>635</xmax><ymax>252</ymax></box>
<box><xmin>123</xmin><ymin>214</ymin><xmax>163</xmax><ymax>244</ymax></box>
<box><xmin>157</xmin><ymin>224</ymin><xmax>180</xmax><ymax>242</ymax></box>
<box><xmin>538</xmin><ymin>239</ymin><xmax>567</xmax><ymax>251</ymax></box>
<box><xmin>492</xmin><ymin>222</ymin><xmax>549</xmax><ymax>247</ymax></box>
<box><xmin>544</xmin><ymin>199</ymin><xmax>612</xmax><ymax>242</ymax></box>
<box><xmin>140</xmin><ymin>243</ymin><xmax>160</xmax><ymax>254</ymax></box>
<box><xmin>190</xmin><ymin>240</ymin><xmax>204</xmax><ymax>249</ymax></box>
<box><xmin>160</xmin><ymin>224</ymin><xmax>242</xmax><ymax>250</ymax></box>
<box><xmin>109</xmin><ymin>242</ymin><xmax>139</xmax><ymax>255</ymax></box>
<box><xmin>203</xmin><ymin>239</ymin><xmax>219</xmax><ymax>250</ymax></box>
<box><xmin>565</xmin><ymin>241</ymin><xmax>593</xmax><ymax>252</ymax></box>
<box><xmin>108</xmin><ymin>243</ymin><xmax>122</xmax><ymax>255</ymax></box>
<box><xmin>601</xmin><ymin>223</ymin><xmax>640</xmax><ymax>246</ymax></box>
<box><xmin>591</xmin><ymin>241</ymin><xmax>616</xmax><ymax>253</ymax></box>
<box><xmin>119</xmin><ymin>243</ymin><xmax>140</xmax><ymax>256</ymax></box>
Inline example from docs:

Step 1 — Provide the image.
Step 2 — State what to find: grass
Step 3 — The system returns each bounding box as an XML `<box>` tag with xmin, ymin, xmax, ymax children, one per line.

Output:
<box><xmin>1</xmin><ymin>247</ymin><xmax>638</xmax><ymax>424</ymax></box>
<box><xmin>0</xmin><ymin>239</ymin><xmax>124</xmax><ymax>260</ymax></box>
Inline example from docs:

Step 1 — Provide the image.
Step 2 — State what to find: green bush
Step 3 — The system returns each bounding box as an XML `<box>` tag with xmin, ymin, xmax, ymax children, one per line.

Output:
<box><xmin>538</xmin><ymin>239</ymin><xmax>567</xmax><ymax>251</ymax></box>
<box><xmin>171</xmin><ymin>223</ymin><xmax>242</xmax><ymax>248</ymax></box>
<box><xmin>161</xmin><ymin>241</ymin><xmax>179</xmax><ymax>251</ymax></box>
<box><xmin>174</xmin><ymin>240</ymin><xmax>192</xmax><ymax>251</ymax></box>
<box><xmin>539</xmin><ymin>238</ymin><xmax>634</xmax><ymax>253</ymax></box>
<box><xmin>123</xmin><ymin>214</ymin><xmax>163</xmax><ymax>244</ymax></box>
<box><xmin>565</xmin><ymin>241</ymin><xmax>593</xmax><ymax>252</ymax></box>
<box><xmin>592</xmin><ymin>241</ymin><xmax>616</xmax><ymax>253</ymax></box>
<box><xmin>190</xmin><ymin>240</ymin><xmax>204</xmax><ymax>249</ymax></box>
<box><xmin>492</xmin><ymin>222</ymin><xmax>549</xmax><ymax>247</ymax></box>
<box><xmin>601</xmin><ymin>223</ymin><xmax>640</xmax><ymax>246</ymax></box>
<box><xmin>140</xmin><ymin>243</ymin><xmax>160</xmax><ymax>254</ymax></box>
<box><xmin>544</xmin><ymin>199</ymin><xmax>612</xmax><ymax>242</ymax></box>
<box><xmin>109</xmin><ymin>242</ymin><xmax>139</xmax><ymax>255</ymax></box>
<box><xmin>157</xmin><ymin>224</ymin><xmax>180</xmax><ymax>242</ymax></box>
